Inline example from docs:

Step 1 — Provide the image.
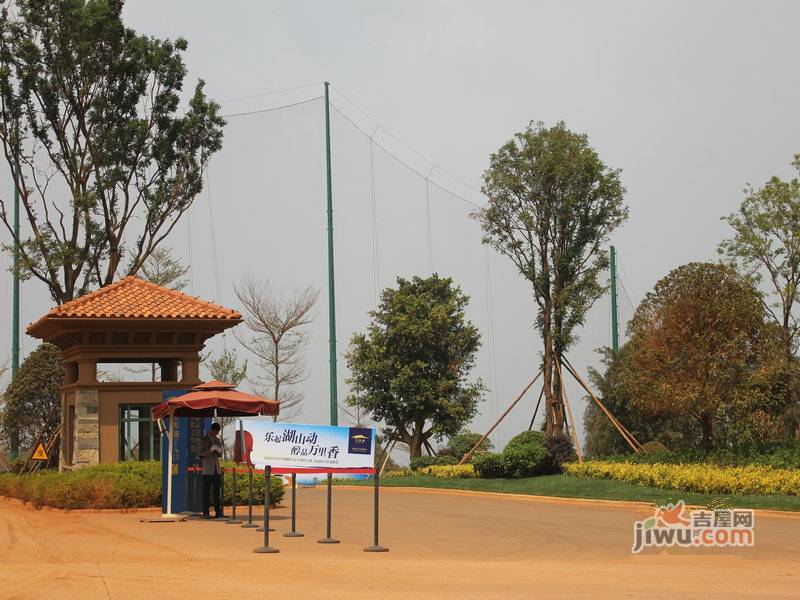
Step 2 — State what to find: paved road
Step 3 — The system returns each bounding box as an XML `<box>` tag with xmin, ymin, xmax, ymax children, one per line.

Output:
<box><xmin>1</xmin><ymin>487</ymin><xmax>798</xmax><ymax>599</ymax></box>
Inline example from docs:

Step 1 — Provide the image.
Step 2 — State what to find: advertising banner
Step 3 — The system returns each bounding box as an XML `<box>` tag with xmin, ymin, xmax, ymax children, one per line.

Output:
<box><xmin>237</xmin><ymin>420</ymin><xmax>375</xmax><ymax>475</ymax></box>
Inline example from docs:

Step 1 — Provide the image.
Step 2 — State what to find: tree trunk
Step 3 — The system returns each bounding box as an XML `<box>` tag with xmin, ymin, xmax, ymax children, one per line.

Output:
<box><xmin>9</xmin><ymin>429</ymin><xmax>19</xmax><ymax>459</ymax></box>
<box><xmin>782</xmin><ymin>313</ymin><xmax>799</xmax><ymax>439</ymax></box>
<box><xmin>273</xmin><ymin>344</ymin><xmax>280</xmax><ymax>407</ymax></box>
<box><xmin>407</xmin><ymin>419</ymin><xmax>426</xmax><ymax>459</ymax></box>
<box><xmin>543</xmin><ymin>322</ymin><xmax>556</xmax><ymax>437</ymax></box>
<box><xmin>700</xmin><ymin>412</ymin><xmax>714</xmax><ymax>452</ymax></box>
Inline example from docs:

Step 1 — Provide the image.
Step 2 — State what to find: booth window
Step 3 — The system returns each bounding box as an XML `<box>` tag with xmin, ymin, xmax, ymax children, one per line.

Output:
<box><xmin>119</xmin><ymin>404</ymin><xmax>161</xmax><ymax>461</ymax></box>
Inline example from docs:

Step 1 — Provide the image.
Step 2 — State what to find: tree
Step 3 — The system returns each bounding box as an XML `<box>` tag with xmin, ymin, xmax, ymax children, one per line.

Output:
<box><xmin>1</xmin><ymin>343</ymin><xmax>63</xmax><ymax>454</ymax></box>
<box><xmin>234</xmin><ymin>277</ymin><xmax>319</xmax><ymax>421</ymax></box>
<box><xmin>624</xmin><ymin>262</ymin><xmax>785</xmax><ymax>451</ymax></box>
<box><xmin>583</xmin><ymin>345</ymin><xmax>700</xmax><ymax>456</ymax></box>
<box><xmin>136</xmin><ymin>246</ymin><xmax>189</xmax><ymax>291</ymax></box>
<box><xmin>0</xmin><ymin>0</ymin><xmax>224</xmax><ymax>304</ymax></box>
<box><xmin>476</xmin><ymin>121</ymin><xmax>627</xmax><ymax>439</ymax></box>
<box><xmin>719</xmin><ymin>154</ymin><xmax>800</xmax><ymax>433</ymax></box>
<box><xmin>345</xmin><ymin>275</ymin><xmax>484</xmax><ymax>459</ymax></box>
<box><xmin>206</xmin><ymin>348</ymin><xmax>247</xmax><ymax>460</ymax></box>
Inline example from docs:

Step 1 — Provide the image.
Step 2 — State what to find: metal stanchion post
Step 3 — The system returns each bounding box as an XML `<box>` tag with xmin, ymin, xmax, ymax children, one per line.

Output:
<box><xmin>226</xmin><ymin>465</ymin><xmax>241</xmax><ymax>524</ymax></box>
<box><xmin>283</xmin><ymin>473</ymin><xmax>303</xmax><ymax>538</ymax></box>
<box><xmin>241</xmin><ymin>467</ymin><xmax>257</xmax><ymax>528</ymax></box>
<box><xmin>253</xmin><ymin>465</ymin><xmax>279</xmax><ymax>553</ymax></box>
<box><xmin>364</xmin><ymin>471</ymin><xmax>388</xmax><ymax>552</ymax></box>
<box><xmin>256</xmin><ymin>468</ymin><xmax>275</xmax><ymax>532</ymax></box>
<box><xmin>317</xmin><ymin>473</ymin><xmax>340</xmax><ymax>544</ymax></box>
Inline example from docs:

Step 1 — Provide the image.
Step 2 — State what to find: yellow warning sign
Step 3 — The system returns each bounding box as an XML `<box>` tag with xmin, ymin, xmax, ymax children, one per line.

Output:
<box><xmin>31</xmin><ymin>443</ymin><xmax>48</xmax><ymax>461</ymax></box>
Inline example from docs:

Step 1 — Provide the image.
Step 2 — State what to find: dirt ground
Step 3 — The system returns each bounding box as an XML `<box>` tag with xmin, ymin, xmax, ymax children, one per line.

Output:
<box><xmin>1</xmin><ymin>486</ymin><xmax>799</xmax><ymax>600</ymax></box>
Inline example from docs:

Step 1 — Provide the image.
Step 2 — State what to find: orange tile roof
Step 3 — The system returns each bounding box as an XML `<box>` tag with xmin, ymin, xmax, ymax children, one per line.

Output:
<box><xmin>29</xmin><ymin>276</ymin><xmax>241</xmax><ymax>326</ymax></box>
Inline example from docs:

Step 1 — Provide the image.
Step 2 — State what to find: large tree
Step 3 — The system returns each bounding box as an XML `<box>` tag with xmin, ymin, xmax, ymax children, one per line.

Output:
<box><xmin>0</xmin><ymin>0</ymin><xmax>224</xmax><ymax>303</ymax></box>
<box><xmin>1</xmin><ymin>343</ymin><xmax>63</xmax><ymax>454</ymax></box>
<box><xmin>476</xmin><ymin>121</ymin><xmax>627</xmax><ymax>438</ymax></box>
<box><xmin>346</xmin><ymin>275</ymin><xmax>484</xmax><ymax>459</ymax></box>
<box><xmin>718</xmin><ymin>154</ymin><xmax>800</xmax><ymax>433</ymax></box>
<box><xmin>625</xmin><ymin>262</ymin><xmax>785</xmax><ymax>451</ymax></box>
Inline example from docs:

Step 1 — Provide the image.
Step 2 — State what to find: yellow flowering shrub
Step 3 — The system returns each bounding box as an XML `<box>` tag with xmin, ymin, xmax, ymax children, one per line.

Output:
<box><xmin>418</xmin><ymin>464</ymin><xmax>477</xmax><ymax>478</ymax></box>
<box><xmin>383</xmin><ymin>469</ymin><xmax>413</xmax><ymax>478</ymax></box>
<box><xmin>564</xmin><ymin>460</ymin><xmax>800</xmax><ymax>496</ymax></box>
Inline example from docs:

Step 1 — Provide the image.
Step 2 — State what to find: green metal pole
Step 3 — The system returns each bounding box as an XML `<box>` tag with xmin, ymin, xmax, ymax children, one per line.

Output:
<box><xmin>610</xmin><ymin>245</ymin><xmax>619</xmax><ymax>353</ymax></box>
<box><xmin>12</xmin><ymin>165</ymin><xmax>20</xmax><ymax>378</ymax></box>
<box><xmin>324</xmin><ymin>81</ymin><xmax>338</xmax><ymax>426</ymax></box>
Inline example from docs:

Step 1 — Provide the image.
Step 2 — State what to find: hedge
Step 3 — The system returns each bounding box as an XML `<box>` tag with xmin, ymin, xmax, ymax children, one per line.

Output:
<box><xmin>0</xmin><ymin>461</ymin><xmax>285</xmax><ymax>509</ymax></box>
<box><xmin>0</xmin><ymin>461</ymin><xmax>161</xmax><ymax>509</ymax></box>
<box><xmin>417</xmin><ymin>464</ymin><xmax>476</xmax><ymax>478</ymax></box>
<box><xmin>597</xmin><ymin>443</ymin><xmax>800</xmax><ymax>470</ymax></box>
<box><xmin>409</xmin><ymin>455</ymin><xmax>458</xmax><ymax>471</ymax></box>
<box><xmin>564</xmin><ymin>460</ymin><xmax>800</xmax><ymax>496</ymax></box>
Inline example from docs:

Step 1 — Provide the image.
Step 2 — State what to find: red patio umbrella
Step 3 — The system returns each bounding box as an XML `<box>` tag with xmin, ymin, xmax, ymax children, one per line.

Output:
<box><xmin>151</xmin><ymin>380</ymin><xmax>279</xmax><ymax>420</ymax></box>
<box><xmin>152</xmin><ymin>380</ymin><xmax>279</xmax><ymax>518</ymax></box>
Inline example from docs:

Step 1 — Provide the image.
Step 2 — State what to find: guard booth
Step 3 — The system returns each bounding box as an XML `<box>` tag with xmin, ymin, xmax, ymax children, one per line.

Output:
<box><xmin>26</xmin><ymin>276</ymin><xmax>242</xmax><ymax>513</ymax></box>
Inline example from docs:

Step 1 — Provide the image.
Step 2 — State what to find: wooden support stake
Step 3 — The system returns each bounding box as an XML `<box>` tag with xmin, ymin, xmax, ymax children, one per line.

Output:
<box><xmin>379</xmin><ymin>439</ymin><xmax>397</xmax><ymax>476</ymax></box>
<box><xmin>423</xmin><ymin>439</ymin><xmax>436</xmax><ymax>456</ymax></box>
<box><xmin>563</xmin><ymin>357</ymin><xmax>640</xmax><ymax>452</ymax></box>
<box><xmin>459</xmin><ymin>369</ymin><xmax>543</xmax><ymax>465</ymax></box>
<box><xmin>561</xmin><ymin>356</ymin><xmax>641</xmax><ymax>453</ymax></box>
<box><xmin>556</xmin><ymin>358</ymin><xmax>583</xmax><ymax>463</ymax></box>
<box><xmin>527</xmin><ymin>387</ymin><xmax>545</xmax><ymax>431</ymax></box>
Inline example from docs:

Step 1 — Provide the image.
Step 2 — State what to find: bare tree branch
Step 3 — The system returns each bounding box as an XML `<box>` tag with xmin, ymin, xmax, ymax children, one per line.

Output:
<box><xmin>234</xmin><ymin>276</ymin><xmax>319</xmax><ymax>421</ymax></box>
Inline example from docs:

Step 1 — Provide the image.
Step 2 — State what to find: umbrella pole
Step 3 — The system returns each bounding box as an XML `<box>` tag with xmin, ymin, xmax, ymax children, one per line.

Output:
<box><xmin>165</xmin><ymin>411</ymin><xmax>175</xmax><ymax>517</ymax></box>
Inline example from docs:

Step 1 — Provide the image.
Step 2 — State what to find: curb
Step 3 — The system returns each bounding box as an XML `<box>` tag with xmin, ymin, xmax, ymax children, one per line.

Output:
<box><xmin>1</xmin><ymin>496</ymin><xmax>162</xmax><ymax>514</ymax></box>
<box><xmin>333</xmin><ymin>484</ymin><xmax>800</xmax><ymax>518</ymax></box>
<box><xmin>0</xmin><ymin>495</ymin><xmax>286</xmax><ymax>514</ymax></box>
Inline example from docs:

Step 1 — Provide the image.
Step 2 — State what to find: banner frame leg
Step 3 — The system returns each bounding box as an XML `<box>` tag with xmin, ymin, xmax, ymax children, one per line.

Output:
<box><xmin>317</xmin><ymin>473</ymin><xmax>340</xmax><ymax>544</ymax></box>
<box><xmin>253</xmin><ymin>465</ymin><xmax>279</xmax><ymax>554</ymax></box>
<box><xmin>284</xmin><ymin>472</ymin><xmax>304</xmax><ymax>538</ymax></box>
<box><xmin>364</xmin><ymin>470</ymin><xmax>388</xmax><ymax>552</ymax></box>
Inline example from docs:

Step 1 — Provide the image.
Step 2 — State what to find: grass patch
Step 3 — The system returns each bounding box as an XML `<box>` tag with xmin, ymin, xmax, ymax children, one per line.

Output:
<box><xmin>338</xmin><ymin>474</ymin><xmax>800</xmax><ymax>511</ymax></box>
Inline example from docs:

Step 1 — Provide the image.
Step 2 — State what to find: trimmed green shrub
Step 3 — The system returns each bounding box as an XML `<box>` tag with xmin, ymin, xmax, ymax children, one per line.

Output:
<box><xmin>0</xmin><ymin>461</ymin><xmax>286</xmax><ymax>509</ymax></box>
<box><xmin>409</xmin><ymin>455</ymin><xmax>458</xmax><ymax>471</ymax></box>
<box><xmin>0</xmin><ymin>461</ymin><xmax>161</xmax><ymax>509</ymax></box>
<box><xmin>505</xmin><ymin>430</ymin><xmax>547</xmax><ymax>452</ymax></box>
<box><xmin>472</xmin><ymin>430</ymin><xmax>562</xmax><ymax>478</ymax></box>
<box><xmin>500</xmin><ymin>443</ymin><xmax>551</xmax><ymax>478</ymax></box>
<box><xmin>472</xmin><ymin>452</ymin><xmax>505</xmax><ymax>478</ymax></box>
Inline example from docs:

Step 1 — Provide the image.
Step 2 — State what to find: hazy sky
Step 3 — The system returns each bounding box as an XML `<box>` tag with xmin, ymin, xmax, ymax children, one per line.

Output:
<box><xmin>2</xmin><ymin>1</ymin><xmax>799</xmax><ymax>450</ymax></box>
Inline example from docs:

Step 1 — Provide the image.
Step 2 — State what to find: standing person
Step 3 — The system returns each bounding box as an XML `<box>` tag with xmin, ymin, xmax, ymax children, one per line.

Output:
<box><xmin>200</xmin><ymin>422</ymin><xmax>224</xmax><ymax>519</ymax></box>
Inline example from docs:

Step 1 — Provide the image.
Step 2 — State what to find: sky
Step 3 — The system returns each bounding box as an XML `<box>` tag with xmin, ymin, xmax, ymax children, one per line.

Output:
<box><xmin>1</xmin><ymin>1</ymin><xmax>799</xmax><ymax>452</ymax></box>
